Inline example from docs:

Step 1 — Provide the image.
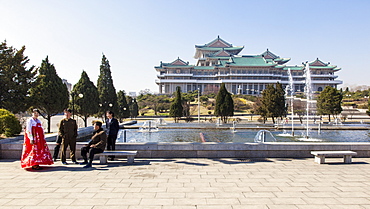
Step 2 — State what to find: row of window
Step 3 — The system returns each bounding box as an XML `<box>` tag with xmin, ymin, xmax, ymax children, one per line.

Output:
<box><xmin>160</xmin><ymin>71</ymin><xmax>334</xmax><ymax>76</ymax></box>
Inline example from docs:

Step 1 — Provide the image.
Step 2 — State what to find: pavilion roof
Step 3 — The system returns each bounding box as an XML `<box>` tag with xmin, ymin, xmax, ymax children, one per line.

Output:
<box><xmin>194</xmin><ymin>36</ymin><xmax>244</xmax><ymax>58</ymax></box>
<box><xmin>221</xmin><ymin>55</ymin><xmax>277</xmax><ymax>67</ymax></box>
<box><xmin>155</xmin><ymin>57</ymin><xmax>193</xmax><ymax>69</ymax></box>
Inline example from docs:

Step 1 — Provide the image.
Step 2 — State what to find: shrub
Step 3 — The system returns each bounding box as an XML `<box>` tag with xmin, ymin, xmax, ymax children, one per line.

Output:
<box><xmin>0</xmin><ymin>109</ymin><xmax>22</xmax><ymax>137</ymax></box>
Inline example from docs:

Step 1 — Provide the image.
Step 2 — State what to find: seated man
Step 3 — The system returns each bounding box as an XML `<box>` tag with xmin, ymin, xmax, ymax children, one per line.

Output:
<box><xmin>80</xmin><ymin>120</ymin><xmax>107</xmax><ymax>168</ymax></box>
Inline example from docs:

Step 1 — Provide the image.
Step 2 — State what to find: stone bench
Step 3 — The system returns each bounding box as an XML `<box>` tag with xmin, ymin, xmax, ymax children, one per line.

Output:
<box><xmin>96</xmin><ymin>151</ymin><xmax>137</xmax><ymax>164</ymax></box>
<box><xmin>311</xmin><ymin>151</ymin><xmax>357</xmax><ymax>164</ymax></box>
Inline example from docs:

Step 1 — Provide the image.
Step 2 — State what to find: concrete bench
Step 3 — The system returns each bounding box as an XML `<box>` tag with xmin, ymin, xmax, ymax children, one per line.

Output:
<box><xmin>311</xmin><ymin>151</ymin><xmax>357</xmax><ymax>164</ymax></box>
<box><xmin>96</xmin><ymin>151</ymin><xmax>137</xmax><ymax>164</ymax></box>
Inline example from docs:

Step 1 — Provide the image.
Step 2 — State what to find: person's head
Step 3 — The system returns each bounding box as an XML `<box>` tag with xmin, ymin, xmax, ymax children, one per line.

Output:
<box><xmin>32</xmin><ymin>109</ymin><xmax>40</xmax><ymax>118</ymax></box>
<box><xmin>106</xmin><ymin>111</ymin><xmax>114</xmax><ymax>119</ymax></box>
<box><xmin>92</xmin><ymin>120</ymin><xmax>103</xmax><ymax>130</ymax></box>
<box><xmin>64</xmin><ymin>109</ymin><xmax>72</xmax><ymax>119</ymax></box>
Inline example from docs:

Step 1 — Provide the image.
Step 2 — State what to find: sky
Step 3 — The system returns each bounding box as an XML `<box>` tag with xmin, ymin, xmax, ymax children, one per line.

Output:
<box><xmin>1</xmin><ymin>0</ymin><xmax>370</xmax><ymax>94</ymax></box>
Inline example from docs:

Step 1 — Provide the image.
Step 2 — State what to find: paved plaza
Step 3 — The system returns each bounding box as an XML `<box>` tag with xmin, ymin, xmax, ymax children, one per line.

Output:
<box><xmin>0</xmin><ymin>157</ymin><xmax>370</xmax><ymax>209</ymax></box>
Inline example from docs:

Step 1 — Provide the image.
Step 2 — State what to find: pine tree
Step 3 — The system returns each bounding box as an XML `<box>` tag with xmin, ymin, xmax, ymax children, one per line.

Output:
<box><xmin>214</xmin><ymin>83</ymin><xmax>234</xmax><ymax>123</ymax></box>
<box><xmin>71</xmin><ymin>71</ymin><xmax>99</xmax><ymax>127</ymax></box>
<box><xmin>317</xmin><ymin>86</ymin><xmax>343</xmax><ymax>122</ymax></box>
<box><xmin>97</xmin><ymin>54</ymin><xmax>118</xmax><ymax>119</ymax></box>
<box><xmin>259</xmin><ymin>83</ymin><xmax>287</xmax><ymax>124</ymax></box>
<box><xmin>117</xmin><ymin>90</ymin><xmax>130</xmax><ymax>122</ymax></box>
<box><xmin>275</xmin><ymin>82</ymin><xmax>288</xmax><ymax>120</ymax></box>
<box><xmin>0</xmin><ymin>41</ymin><xmax>37</xmax><ymax>113</ymax></box>
<box><xmin>30</xmin><ymin>56</ymin><xmax>69</xmax><ymax>133</ymax></box>
<box><xmin>169</xmin><ymin>86</ymin><xmax>183</xmax><ymax>122</ymax></box>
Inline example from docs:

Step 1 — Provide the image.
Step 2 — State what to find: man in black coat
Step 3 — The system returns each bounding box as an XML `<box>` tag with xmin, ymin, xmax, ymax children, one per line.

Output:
<box><xmin>106</xmin><ymin>111</ymin><xmax>120</xmax><ymax>160</ymax></box>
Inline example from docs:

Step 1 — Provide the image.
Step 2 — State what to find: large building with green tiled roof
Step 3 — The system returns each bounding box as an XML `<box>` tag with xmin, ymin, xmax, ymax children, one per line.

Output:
<box><xmin>155</xmin><ymin>36</ymin><xmax>342</xmax><ymax>95</ymax></box>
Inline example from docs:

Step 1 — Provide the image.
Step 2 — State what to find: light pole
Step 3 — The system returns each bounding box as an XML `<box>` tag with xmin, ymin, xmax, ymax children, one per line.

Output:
<box><xmin>78</xmin><ymin>93</ymin><xmax>83</xmax><ymax>127</ymax></box>
<box><xmin>198</xmin><ymin>88</ymin><xmax>200</xmax><ymax>123</ymax></box>
<box><xmin>71</xmin><ymin>92</ymin><xmax>75</xmax><ymax>119</ymax></box>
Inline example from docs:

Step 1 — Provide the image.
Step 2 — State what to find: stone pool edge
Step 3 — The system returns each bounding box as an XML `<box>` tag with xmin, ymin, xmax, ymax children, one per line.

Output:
<box><xmin>1</xmin><ymin>141</ymin><xmax>370</xmax><ymax>159</ymax></box>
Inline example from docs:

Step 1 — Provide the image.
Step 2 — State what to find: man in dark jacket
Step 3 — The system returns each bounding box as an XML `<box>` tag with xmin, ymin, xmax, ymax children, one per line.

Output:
<box><xmin>59</xmin><ymin>109</ymin><xmax>78</xmax><ymax>165</ymax></box>
<box><xmin>105</xmin><ymin>111</ymin><xmax>120</xmax><ymax>160</ymax></box>
<box><xmin>80</xmin><ymin>120</ymin><xmax>107</xmax><ymax>168</ymax></box>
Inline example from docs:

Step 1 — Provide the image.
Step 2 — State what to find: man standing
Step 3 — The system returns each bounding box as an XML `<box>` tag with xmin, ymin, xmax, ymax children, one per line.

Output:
<box><xmin>106</xmin><ymin>111</ymin><xmax>120</xmax><ymax>161</ymax></box>
<box><xmin>80</xmin><ymin>120</ymin><xmax>107</xmax><ymax>168</ymax></box>
<box><xmin>58</xmin><ymin>109</ymin><xmax>78</xmax><ymax>165</ymax></box>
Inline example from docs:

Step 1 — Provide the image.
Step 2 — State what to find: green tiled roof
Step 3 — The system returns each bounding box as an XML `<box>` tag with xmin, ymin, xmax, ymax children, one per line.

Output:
<box><xmin>163</xmin><ymin>65</ymin><xmax>194</xmax><ymax>68</ymax></box>
<box><xmin>222</xmin><ymin>56</ymin><xmax>277</xmax><ymax>67</ymax></box>
<box><xmin>309</xmin><ymin>66</ymin><xmax>336</xmax><ymax>69</ymax></box>
<box><xmin>194</xmin><ymin>66</ymin><xmax>215</xmax><ymax>70</ymax></box>
<box><xmin>197</xmin><ymin>47</ymin><xmax>244</xmax><ymax>51</ymax></box>
<box><xmin>283</xmin><ymin>66</ymin><xmax>304</xmax><ymax>70</ymax></box>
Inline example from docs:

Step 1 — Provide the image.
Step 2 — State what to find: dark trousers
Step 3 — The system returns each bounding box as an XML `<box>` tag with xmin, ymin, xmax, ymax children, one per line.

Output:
<box><xmin>81</xmin><ymin>146</ymin><xmax>103</xmax><ymax>162</ymax></box>
<box><xmin>107</xmin><ymin>134</ymin><xmax>117</xmax><ymax>151</ymax></box>
<box><xmin>107</xmin><ymin>134</ymin><xmax>117</xmax><ymax>159</ymax></box>
<box><xmin>53</xmin><ymin>144</ymin><xmax>60</xmax><ymax>159</ymax></box>
<box><xmin>53</xmin><ymin>135</ymin><xmax>63</xmax><ymax>160</ymax></box>
<box><xmin>61</xmin><ymin>139</ymin><xmax>76</xmax><ymax>162</ymax></box>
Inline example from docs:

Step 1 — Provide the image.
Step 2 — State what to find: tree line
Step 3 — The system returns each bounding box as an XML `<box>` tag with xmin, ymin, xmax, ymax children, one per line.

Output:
<box><xmin>0</xmin><ymin>41</ymin><xmax>138</xmax><ymax>134</ymax></box>
<box><xmin>2</xmin><ymin>40</ymin><xmax>370</xmax><ymax>136</ymax></box>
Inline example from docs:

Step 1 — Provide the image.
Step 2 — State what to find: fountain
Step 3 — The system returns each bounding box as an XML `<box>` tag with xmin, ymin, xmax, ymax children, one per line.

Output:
<box><xmin>216</xmin><ymin>118</ymin><xmax>222</xmax><ymax>127</ymax></box>
<box><xmin>254</xmin><ymin>130</ymin><xmax>277</xmax><ymax>143</ymax></box>
<box><xmin>230</xmin><ymin>121</ymin><xmax>237</xmax><ymax>132</ymax></box>
<box><xmin>304</xmin><ymin>62</ymin><xmax>313</xmax><ymax>138</ymax></box>
<box><xmin>287</xmin><ymin>68</ymin><xmax>295</xmax><ymax>136</ymax></box>
<box><xmin>138</xmin><ymin>120</ymin><xmax>159</xmax><ymax>132</ymax></box>
<box><xmin>155</xmin><ymin>118</ymin><xmax>167</xmax><ymax>126</ymax></box>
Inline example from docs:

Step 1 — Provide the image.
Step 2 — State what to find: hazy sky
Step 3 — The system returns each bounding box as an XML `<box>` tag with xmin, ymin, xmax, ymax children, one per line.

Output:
<box><xmin>1</xmin><ymin>0</ymin><xmax>370</xmax><ymax>93</ymax></box>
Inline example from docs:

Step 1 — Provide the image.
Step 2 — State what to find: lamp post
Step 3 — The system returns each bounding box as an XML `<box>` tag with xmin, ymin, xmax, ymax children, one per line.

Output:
<box><xmin>198</xmin><ymin>88</ymin><xmax>200</xmax><ymax>123</ymax></box>
<box><xmin>71</xmin><ymin>92</ymin><xmax>75</xmax><ymax>119</ymax></box>
<box><xmin>77</xmin><ymin>94</ymin><xmax>83</xmax><ymax>127</ymax></box>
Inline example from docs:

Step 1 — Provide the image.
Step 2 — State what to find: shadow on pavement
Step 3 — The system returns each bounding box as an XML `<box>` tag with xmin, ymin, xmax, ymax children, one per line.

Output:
<box><xmin>212</xmin><ymin>158</ymin><xmax>274</xmax><ymax>165</ymax></box>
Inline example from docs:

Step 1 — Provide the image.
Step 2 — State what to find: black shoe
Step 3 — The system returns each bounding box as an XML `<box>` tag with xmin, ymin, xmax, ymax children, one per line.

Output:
<box><xmin>83</xmin><ymin>163</ymin><xmax>92</xmax><ymax>168</ymax></box>
<box><xmin>79</xmin><ymin>161</ymin><xmax>88</xmax><ymax>165</ymax></box>
<box><xmin>53</xmin><ymin>158</ymin><xmax>57</xmax><ymax>162</ymax></box>
<box><xmin>72</xmin><ymin>161</ymin><xmax>79</xmax><ymax>164</ymax></box>
<box><xmin>62</xmin><ymin>162</ymin><xmax>68</xmax><ymax>165</ymax></box>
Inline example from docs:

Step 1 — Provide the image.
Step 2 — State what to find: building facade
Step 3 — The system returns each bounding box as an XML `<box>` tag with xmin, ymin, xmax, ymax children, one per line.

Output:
<box><xmin>155</xmin><ymin>36</ymin><xmax>342</xmax><ymax>95</ymax></box>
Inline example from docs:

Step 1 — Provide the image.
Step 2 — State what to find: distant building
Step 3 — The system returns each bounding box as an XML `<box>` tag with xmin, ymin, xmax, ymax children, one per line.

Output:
<box><xmin>155</xmin><ymin>36</ymin><xmax>342</xmax><ymax>95</ymax></box>
<box><xmin>62</xmin><ymin>79</ymin><xmax>72</xmax><ymax>92</ymax></box>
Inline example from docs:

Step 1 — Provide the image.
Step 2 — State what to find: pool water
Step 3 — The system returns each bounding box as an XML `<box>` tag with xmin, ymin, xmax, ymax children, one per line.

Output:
<box><xmin>117</xmin><ymin>124</ymin><xmax>370</xmax><ymax>143</ymax></box>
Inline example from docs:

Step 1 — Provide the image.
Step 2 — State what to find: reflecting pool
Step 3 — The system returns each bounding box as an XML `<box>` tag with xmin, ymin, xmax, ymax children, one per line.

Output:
<box><xmin>117</xmin><ymin>122</ymin><xmax>370</xmax><ymax>143</ymax></box>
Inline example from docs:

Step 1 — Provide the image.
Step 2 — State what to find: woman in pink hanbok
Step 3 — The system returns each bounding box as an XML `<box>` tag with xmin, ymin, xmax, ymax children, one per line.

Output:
<box><xmin>21</xmin><ymin>109</ymin><xmax>53</xmax><ymax>170</ymax></box>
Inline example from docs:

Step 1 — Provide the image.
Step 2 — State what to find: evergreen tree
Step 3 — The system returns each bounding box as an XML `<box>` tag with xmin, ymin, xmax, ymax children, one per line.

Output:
<box><xmin>258</xmin><ymin>83</ymin><xmax>287</xmax><ymax>124</ymax></box>
<box><xmin>214</xmin><ymin>83</ymin><xmax>234</xmax><ymax>123</ymax></box>
<box><xmin>169</xmin><ymin>86</ymin><xmax>183</xmax><ymax>122</ymax></box>
<box><xmin>0</xmin><ymin>41</ymin><xmax>37</xmax><ymax>113</ymax></box>
<box><xmin>97</xmin><ymin>54</ymin><xmax>117</xmax><ymax>119</ymax></box>
<box><xmin>71</xmin><ymin>71</ymin><xmax>99</xmax><ymax>127</ymax></box>
<box><xmin>275</xmin><ymin>82</ymin><xmax>288</xmax><ymax>120</ymax></box>
<box><xmin>117</xmin><ymin>90</ymin><xmax>130</xmax><ymax>122</ymax></box>
<box><xmin>317</xmin><ymin>86</ymin><xmax>343</xmax><ymax>122</ymax></box>
<box><xmin>30</xmin><ymin>56</ymin><xmax>69</xmax><ymax>133</ymax></box>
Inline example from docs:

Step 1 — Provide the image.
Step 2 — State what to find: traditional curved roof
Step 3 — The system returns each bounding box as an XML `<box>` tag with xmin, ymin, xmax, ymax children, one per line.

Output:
<box><xmin>194</xmin><ymin>36</ymin><xmax>244</xmax><ymax>58</ymax></box>
<box><xmin>308</xmin><ymin>58</ymin><xmax>337</xmax><ymax>69</ymax></box>
<box><xmin>261</xmin><ymin>49</ymin><xmax>291</xmax><ymax>64</ymax></box>
<box><xmin>155</xmin><ymin>57</ymin><xmax>193</xmax><ymax>70</ymax></box>
<box><xmin>220</xmin><ymin>55</ymin><xmax>277</xmax><ymax>67</ymax></box>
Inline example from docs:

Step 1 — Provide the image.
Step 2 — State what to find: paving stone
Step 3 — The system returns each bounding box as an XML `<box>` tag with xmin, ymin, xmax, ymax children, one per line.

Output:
<box><xmin>1</xmin><ymin>158</ymin><xmax>370</xmax><ymax>208</ymax></box>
